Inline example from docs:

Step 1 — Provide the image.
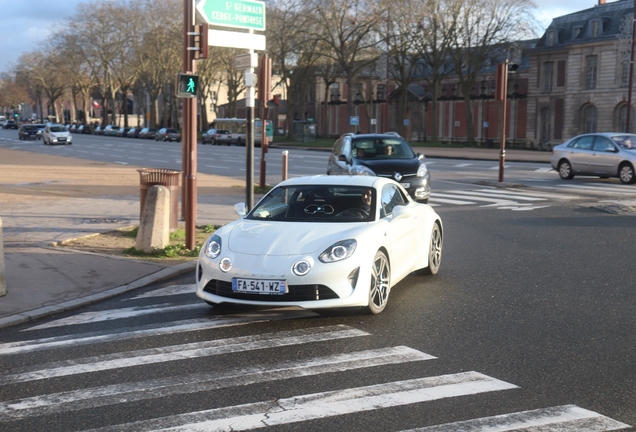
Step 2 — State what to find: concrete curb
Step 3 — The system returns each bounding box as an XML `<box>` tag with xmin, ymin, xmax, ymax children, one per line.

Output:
<box><xmin>0</xmin><ymin>260</ymin><xmax>197</xmax><ymax>329</ymax></box>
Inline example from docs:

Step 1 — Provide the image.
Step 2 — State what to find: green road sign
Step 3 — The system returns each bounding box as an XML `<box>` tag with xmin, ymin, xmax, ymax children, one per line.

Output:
<box><xmin>196</xmin><ymin>0</ymin><xmax>266</xmax><ymax>31</ymax></box>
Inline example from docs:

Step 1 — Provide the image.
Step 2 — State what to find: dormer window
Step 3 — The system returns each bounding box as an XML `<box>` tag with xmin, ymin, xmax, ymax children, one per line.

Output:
<box><xmin>573</xmin><ymin>27</ymin><xmax>582</xmax><ymax>39</ymax></box>
<box><xmin>546</xmin><ymin>30</ymin><xmax>557</xmax><ymax>47</ymax></box>
<box><xmin>590</xmin><ymin>20</ymin><xmax>601</xmax><ymax>38</ymax></box>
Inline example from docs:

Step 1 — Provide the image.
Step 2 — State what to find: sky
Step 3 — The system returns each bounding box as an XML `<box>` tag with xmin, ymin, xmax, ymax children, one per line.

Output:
<box><xmin>0</xmin><ymin>0</ymin><xmax>606</xmax><ymax>75</ymax></box>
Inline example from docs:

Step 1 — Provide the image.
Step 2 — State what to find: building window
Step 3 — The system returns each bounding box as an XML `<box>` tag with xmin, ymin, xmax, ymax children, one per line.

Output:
<box><xmin>540</xmin><ymin>107</ymin><xmax>551</xmax><ymax>143</ymax></box>
<box><xmin>618</xmin><ymin>104</ymin><xmax>628</xmax><ymax>132</ymax></box>
<box><xmin>329</xmin><ymin>83</ymin><xmax>340</xmax><ymax>101</ymax></box>
<box><xmin>543</xmin><ymin>62</ymin><xmax>554</xmax><ymax>92</ymax></box>
<box><xmin>584</xmin><ymin>105</ymin><xmax>597</xmax><ymax>133</ymax></box>
<box><xmin>573</xmin><ymin>27</ymin><xmax>582</xmax><ymax>39</ymax></box>
<box><xmin>586</xmin><ymin>56</ymin><xmax>598</xmax><ymax>90</ymax></box>
<box><xmin>546</xmin><ymin>30</ymin><xmax>557</xmax><ymax>47</ymax></box>
<box><xmin>622</xmin><ymin>60</ymin><xmax>630</xmax><ymax>87</ymax></box>
<box><xmin>376</xmin><ymin>84</ymin><xmax>386</xmax><ymax>101</ymax></box>
<box><xmin>590</xmin><ymin>20</ymin><xmax>601</xmax><ymax>38</ymax></box>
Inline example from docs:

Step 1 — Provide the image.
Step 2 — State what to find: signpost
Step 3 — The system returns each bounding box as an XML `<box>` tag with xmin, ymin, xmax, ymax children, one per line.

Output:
<box><xmin>196</xmin><ymin>0</ymin><xmax>266</xmax><ymax>30</ymax></box>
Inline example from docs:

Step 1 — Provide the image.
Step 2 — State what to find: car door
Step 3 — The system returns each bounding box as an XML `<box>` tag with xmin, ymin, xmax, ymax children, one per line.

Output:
<box><xmin>566</xmin><ymin>135</ymin><xmax>595</xmax><ymax>173</ymax></box>
<box><xmin>590</xmin><ymin>136</ymin><xmax>620</xmax><ymax>176</ymax></box>
<box><xmin>379</xmin><ymin>184</ymin><xmax>418</xmax><ymax>279</ymax></box>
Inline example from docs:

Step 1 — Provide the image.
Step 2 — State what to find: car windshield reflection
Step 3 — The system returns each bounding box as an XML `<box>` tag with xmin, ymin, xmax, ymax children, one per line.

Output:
<box><xmin>351</xmin><ymin>138</ymin><xmax>415</xmax><ymax>160</ymax></box>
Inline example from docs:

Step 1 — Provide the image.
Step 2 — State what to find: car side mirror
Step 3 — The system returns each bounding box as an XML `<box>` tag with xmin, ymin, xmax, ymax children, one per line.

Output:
<box><xmin>338</xmin><ymin>154</ymin><xmax>348</xmax><ymax>163</ymax></box>
<box><xmin>234</xmin><ymin>202</ymin><xmax>247</xmax><ymax>217</ymax></box>
<box><xmin>417</xmin><ymin>153</ymin><xmax>425</xmax><ymax>160</ymax></box>
<box><xmin>608</xmin><ymin>147</ymin><xmax>619</xmax><ymax>153</ymax></box>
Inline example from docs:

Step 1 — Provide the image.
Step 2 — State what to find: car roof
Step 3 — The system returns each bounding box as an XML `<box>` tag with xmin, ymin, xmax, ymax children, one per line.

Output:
<box><xmin>278</xmin><ymin>174</ymin><xmax>394</xmax><ymax>189</ymax></box>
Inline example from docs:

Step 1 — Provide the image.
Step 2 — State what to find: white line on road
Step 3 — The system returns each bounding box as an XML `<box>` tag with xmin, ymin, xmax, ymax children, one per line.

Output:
<box><xmin>0</xmin><ymin>346</ymin><xmax>432</xmax><ymax>420</ymax></box>
<box><xmin>403</xmin><ymin>404</ymin><xmax>630</xmax><ymax>431</ymax></box>
<box><xmin>446</xmin><ymin>190</ymin><xmax>547</xmax><ymax>201</ymax></box>
<box><xmin>0</xmin><ymin>326</ymin><xmax>368</xmax><ymax>384</ymax></box>
<box><xmin>84</xmin><ymin>372</ymin><xmax>516</xmax><ymax>431</ymax></box>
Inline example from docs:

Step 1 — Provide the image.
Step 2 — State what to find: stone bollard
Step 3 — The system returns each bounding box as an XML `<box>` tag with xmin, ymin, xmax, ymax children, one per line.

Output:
<box><xmin>0</xmin><ymin>217</ymin><xmax>6</xmax><ymax>296</ymax></box>
<box><xmin>136</xmin><ymin>185</ymin><xmax>171</xmax><ymax>253</ymax></box>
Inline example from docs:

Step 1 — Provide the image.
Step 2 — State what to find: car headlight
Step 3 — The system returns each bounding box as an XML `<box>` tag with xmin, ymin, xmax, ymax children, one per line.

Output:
<box><xmin>319</xmin><ymin>239</ymin><xmax>357</xmax><ymax>263</ymax></box>
<box><xmin>351</xmin><ymin>165</ymin><xmax>376</xmax><ymax>176</ymax></box>
<box><xmin>205</xmin><ymin>234</ymin><xmax>222</xmax><ymax>259</ymax></box>
<box><xmin>292</xmin><ymin>260</ymin><xmax>311</xmax><ymax>276</ymax></box>
<box><xmin>417</xmin><ymin>163</ymin><xmax>428</xmax><ymax>177</ymax></box>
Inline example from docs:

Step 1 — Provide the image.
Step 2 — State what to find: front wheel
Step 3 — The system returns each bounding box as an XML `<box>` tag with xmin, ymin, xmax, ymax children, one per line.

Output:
<box><xmin>619</xmin><ymin>163</ymin><xmax>636</xmax><ymax>184</ymax></box>
<box><xmin>558</xmin><ymin>160</ymin><xmax>574</xmax><ymax>180</ymax></box>
<box><xmin>419</xmin><ymin>222</ymin><xmax>442</xmax><ymax>275</ymax></box>
<box><xmin>367</xmin><ymin>251</ymin><xmax>390</xmax><ymax>314</ymax></box>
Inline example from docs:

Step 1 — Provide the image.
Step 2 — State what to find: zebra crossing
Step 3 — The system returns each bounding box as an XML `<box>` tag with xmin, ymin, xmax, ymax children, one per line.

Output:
<box><xmin>0</xmin><ymin>284</ymin><xmax>630</xmax><ymax>431</ymax></box>
<box><xmin>429</xmin><ymin>183</ymin><xmax>636</xmax><ymax>210</ymax></box>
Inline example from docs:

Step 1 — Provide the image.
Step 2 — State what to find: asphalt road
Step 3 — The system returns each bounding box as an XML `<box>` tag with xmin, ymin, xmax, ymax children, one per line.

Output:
<box><xmin>0</xmin><ymin>136</ymin><xmax>635</xmax><ymax>430</ymax></box>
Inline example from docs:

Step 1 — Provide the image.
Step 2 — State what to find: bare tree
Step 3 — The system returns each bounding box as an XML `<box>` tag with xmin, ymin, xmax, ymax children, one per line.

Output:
<box><xmin>196</xmin><ymin>47</ymin><xmax>226</xmax><ymax>130</ymax></box>
<box><xmin>448</xmin><ymin>0</ymin><xmax>537</xmax><ymax>145</ymax></box>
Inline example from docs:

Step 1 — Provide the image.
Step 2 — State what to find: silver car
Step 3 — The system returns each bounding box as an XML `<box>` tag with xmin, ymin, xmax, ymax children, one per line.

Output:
<box><xmin>551</xmin><ymin>133</ymin><xmax>636</xmax><ymax>184</ymax></box>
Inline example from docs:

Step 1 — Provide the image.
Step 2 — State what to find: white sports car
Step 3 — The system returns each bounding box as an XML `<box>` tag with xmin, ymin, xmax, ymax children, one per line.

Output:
<box><xmin>196</xmin><ymin>175</ymin><xmax>443</xmax><ymax>314</ymax></box>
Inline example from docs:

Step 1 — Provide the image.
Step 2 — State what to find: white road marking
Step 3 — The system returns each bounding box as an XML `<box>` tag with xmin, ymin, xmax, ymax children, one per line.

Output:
<box><xmin>428</xmin><ymin>196</ymin><xmax>477</xmax><ymax>205</ymax></box>
<box><xmin>553</xmin><ymin>184</ymin><xmax>636</xmax><ymax>195</ymax></box>
<box><xmin>84</xmin><ymin>372</ymin><xmax>516</xmax><ymax>431</ymax></box>
<box><xmin>447</xmin><ymin>190</ymin><xmax>547</xmax><ymax>201</ymax></box>
<box><xmin>490</xmin><ymin>165</ymin><xmax>509</xmax><ymax>169</ymax></box>
<box><xmin>433</xmin><ymin>192</ymin><xmax>515</xmax><ymax>204</ymax></box>
<box><xmin>114</xmin><ymin>161</ymin><xmax>129</xmax><ymax>165</ymax></box>
<box><xmin>454</xmin><ymin>163</ymin><xmax>473</xmax><ymax>167</ymax></box>
<box><xmin>0</xmin><ymin>346</ymin><xmax>433</xmax><ymax>420</ymax></box>
<box><xmin>475</xmin><ymin>188</ymin><xmax>577</xmax><ymax>200</ymax></box>
<box><xmin>129</xmin><ymin>284</ymin><xmax>196</xmax><ymax>299</ymax></box>
<box><xmin>24</xmin><ymin>303</ymin><xmax>208</xmax><ymax>330</ymax></box>
<box><xmin>0</xmin><ymin>325</ymin><xmax>368</xmax><ymax>384</ymax></box>
<box><xmin>404</xmin><ymin>404</ymin><xmax>630</xmax><ymax>431</ymax></box>
<box><xmin>535</xmin><ymin>167</ymin><xmax>554</xmax><ymax>172</ymax></box>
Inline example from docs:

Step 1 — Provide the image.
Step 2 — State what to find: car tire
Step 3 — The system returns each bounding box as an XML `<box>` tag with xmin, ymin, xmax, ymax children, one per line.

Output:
<box><xmin>558</xmin><ymin>160</ymin><xmax>574</xmax><ymax>180</ymax></box>
<box><xmin>367</xmin><ymin>250</ymin><xmax>390</xmax><ymax>315</ymax></box>
<box><xmin>619</xmin><ymin>163</ymin><xmax>636</xmax><ymax>184</ymax></box>
<box><xmin>418</xmin><ymin>222</ymin><xmax>442</xmax><ymax>276</ymax></box>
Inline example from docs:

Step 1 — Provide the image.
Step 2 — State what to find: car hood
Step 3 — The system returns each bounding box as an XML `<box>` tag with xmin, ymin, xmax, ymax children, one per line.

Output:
<box><xmin>227</xmin><ymin>219</ymin><xmax>366</xmax><ymax>256</ymax></box>
<box><xmin>355</xmin><ymin>157</ymin><xmax>422</xmax><ymax>176</ymax></box>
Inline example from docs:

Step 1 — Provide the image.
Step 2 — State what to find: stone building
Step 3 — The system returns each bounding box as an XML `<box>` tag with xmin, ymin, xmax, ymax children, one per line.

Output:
<box><xmin>527</xmin><ymin>0</ymin><xmax>635</xmax><ymax>149</ymax></box>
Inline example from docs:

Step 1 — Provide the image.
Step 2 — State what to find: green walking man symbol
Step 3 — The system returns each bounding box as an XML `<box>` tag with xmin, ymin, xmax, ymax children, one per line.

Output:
<box><xmin>186</xmin><ymin>78</ymin><xmax>196</xmax><ymax>93</ymax></box>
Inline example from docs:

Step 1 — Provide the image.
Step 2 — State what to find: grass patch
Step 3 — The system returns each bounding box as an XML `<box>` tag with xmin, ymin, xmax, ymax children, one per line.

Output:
<box><xmin>123</xmin><ymin>224</ymin><xmax>221</xmax><ymax>259</ymax></box>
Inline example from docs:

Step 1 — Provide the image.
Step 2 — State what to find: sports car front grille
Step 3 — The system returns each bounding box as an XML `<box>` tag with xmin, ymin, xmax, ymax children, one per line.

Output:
<box><xmin>204</xmin><ymin>279</ymin><xmax>339</xmax><ymax>301</ymax></box>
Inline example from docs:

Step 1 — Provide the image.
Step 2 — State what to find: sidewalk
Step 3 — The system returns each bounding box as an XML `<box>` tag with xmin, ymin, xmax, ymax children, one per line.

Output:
<box><xmin>0</xmin><ymin>144</ymin><xmax>551</xmax><ymax>329</ymax></box>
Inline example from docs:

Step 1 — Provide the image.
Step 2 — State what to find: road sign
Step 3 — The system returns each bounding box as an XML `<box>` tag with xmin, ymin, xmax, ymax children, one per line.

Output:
<box><xmin>207</xmin><ymin>29</ymin><xmax>266</xmax><ymax>50</ymax></box>
<box><xmin>235</xmin><ymin>53</ymin><xmax>258</xmax><ymax>69</ymax></box>
<box><xmin>196</xmin><ymin>0</ymin><xmax>266</xmax><ymax>31</ymax></box>
<box><xmin>350</xmin><ymin>116</ymin><xmax>359</xmax><ymax>126</ymax></box>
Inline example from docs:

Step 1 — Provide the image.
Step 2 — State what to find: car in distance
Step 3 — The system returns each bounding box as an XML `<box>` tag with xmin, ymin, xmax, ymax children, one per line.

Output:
<box><xmin>18</xmin><ymin>124</ymin><xmax>41</xmax><ymax>140</ymax></box>
<box><xmin>2</xmin><ymin>120</ymin><xmax>18</xmax><ymax>129</ymax></box>
<box><xmin>327</xmin><ymin>133</ymin><xmax>431</xmax><ymax>203</ymax></box>
<box><xmin>42</xmin><ymin>123</ymin><xmax>72</xmax><ymax>145</ymax></box>
<box><xmin>94</xmin><ymin>125</ymin><xmax>105</xmax><ymax>135</ymax></box>
<box><xmin>196</xmin><ymin>175</ymin><xmax>443</xmax><ymax>314</ymax></box>
<box><xmin>103</xmin><ymin>125</ymin><xmax>121</xmax><ymax>136</ymax></box>
<box><xmin>155</xmin><ymin>127</ymin><xmax>181</xmax><ymax>142</ymax></box>
<box><xmin>126</xmin><ymin>127</ymin><xmax>140</xmax><ymax>138</ymax></box>
<box><xmin>138</xmin><ymin>127</ymin><xmax>157</xmax><ymax>139</ymax></box>
<box><xmin>551</xmin><ymin>133</ymin><xmax>636</xmax><ymax>184</ymax></box>
<box><xmin>77</xmin><ymin>124</ymin><xmax>92</xmax><ymax>134</ymax></box>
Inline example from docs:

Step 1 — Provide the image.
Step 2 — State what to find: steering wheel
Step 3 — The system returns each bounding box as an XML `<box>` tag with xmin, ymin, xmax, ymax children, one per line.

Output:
<box><xmin>336</xmin><ymin>208</ymin><xmax>369</xmax><ymax>219</ymax></box>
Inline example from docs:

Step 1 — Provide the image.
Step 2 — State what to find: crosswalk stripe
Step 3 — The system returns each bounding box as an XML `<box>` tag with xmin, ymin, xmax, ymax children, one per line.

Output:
<box><xmin>555</xmin><ymin>184</ymin><xmax>635</xmax><ymax>195</ymax></box>
<box><xmin>534</xmin><ymin>167</ymin><xmax>554</xmax><ymax>172</ymax></box>
<box><xmin>428</xmin><ymin>196</ymin><xmax>476</xmax><ymax>205</ymax></box>
<box><xmin>1</xmin><ymin>309</ymin><xmax>318</xmax><ymax>356</ymax></box>
<box><xmin>130</xmin><ymin>284</ymin><xmax>196</xmax><ymax>299</ymax></box>
<box><xmin>432</xmin><ymin>193</ymin><xmax>515</xmax><ymax>204</ymax></box>
<box><xmin>454</xmin><ymin>163</ymin><xmax>473</xmax><ymax>167</ymax></box>
<box><xmin>24</xmin><ymin>303</ymin><xmax>208</xmax><ymax>330</ymax></box>
<box><xmin>446</xmin><ymin>190</ymin><xmax>547</xmax><ymax>201</ymax></box>
<box><xmin>403</xmin><ymin>404</ymin><xmax>630</xmax><ymax>431</ymax></box>
<box><xmin>474</xmin><ymin>188</ymin><xmax>578</xmax><ymax>200</ymax></box>
<box><xmin>82</xmin><ymin>372</ymin><xmax>518</xmax><ymax>432</ymax></box>
<box><xmin>0</xmin><ymin>346</ymin><xmax>434</xmax><ymax>421</ymax></box>
<box><xmin>0</xmin><ymin>325</ymin><xmax>368</xmax><ymax>385</ymax></box>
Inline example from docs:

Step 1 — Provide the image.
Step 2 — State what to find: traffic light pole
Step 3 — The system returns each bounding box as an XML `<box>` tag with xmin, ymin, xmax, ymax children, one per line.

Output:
<box><xmin>182</xmin><ymin>0</ymin><xmax>197</xmax><ymax>250</ymax></box>
<box><xmin>245</xmin><ymin>30</ymin><xmax>255</xmax><ymax>211</ymax></box>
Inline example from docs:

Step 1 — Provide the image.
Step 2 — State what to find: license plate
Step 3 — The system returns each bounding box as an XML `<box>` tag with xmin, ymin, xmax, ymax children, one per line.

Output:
<box><xmin>58</xmin><ymin>137</ymin><xmax>66</xmax><ymax>141</ymax></box>
<box><xmin>232</xmin><ymin>278</ymin><xmax>287</xmax><ymax>295</ymax></box>
<box><xmin>401</xmin><ymin>182</ymin><xmax>410</xmax><ymax>189</ymax></box>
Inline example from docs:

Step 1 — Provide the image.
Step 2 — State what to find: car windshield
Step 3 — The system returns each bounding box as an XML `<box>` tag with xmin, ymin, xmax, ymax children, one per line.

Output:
<box><xmin>351</xmin><ymin>138</ymin><xmax>415</xmax><ymax>160</ymax></box>
<box><xmin>247</xmin><ymin>185</ymin><xmax>375</xmax><ymax>222</ymax></box>
<box><xmin>22</xmin><ymin>125</ymin><xmax>37</xmax><ymax>131</ymax></box>
<box><xmin>50</xmin><ymin>126</ymin><xmax>66</xmax><ymax>132</ymax></box>
<box><xmin>611</xmin><ymin>135</ymin><xmax>636</xmax><ymax>150</ymax></box>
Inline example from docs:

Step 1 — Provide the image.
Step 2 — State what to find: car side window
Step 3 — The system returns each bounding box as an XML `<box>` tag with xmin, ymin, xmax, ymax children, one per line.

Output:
<box><xmin>592</xmin><ymin>137</ymin><xmax>615</xmax><ymax>152</ymax></box>
<box><xmin>569</xmin><ymin>136</ymin><xmax>594</xmax><ymax>150</ymax></box>
<box><xmin>380</xmin><ymin>184</ymin><xmax>407</xmax><ymax>218</ymax></box>
<box><xmin>332</xmin><ymin>139</ymin><xmax>342</xmax><ymax>155</ymax></box>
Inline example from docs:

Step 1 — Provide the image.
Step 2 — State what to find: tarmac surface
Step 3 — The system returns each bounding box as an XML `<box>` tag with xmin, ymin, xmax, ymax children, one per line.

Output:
<box><xmin>0</xmin><ymin>144</ymin><xmax>552</xmax><ymax>329</ymax></box>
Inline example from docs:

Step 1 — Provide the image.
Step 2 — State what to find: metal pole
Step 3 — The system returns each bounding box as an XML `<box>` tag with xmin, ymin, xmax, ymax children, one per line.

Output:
<box><xmin>497</xmin><ymin>61</ymin><xmax>508</xmax><ymax>183</ymax></box>
<box><xmin>626</xmin><ymin>1</ymin><xmax>636</xmax><ymax>132</ymax></box>
<box><xmin>282</xmin><ymin>150</ymin><xmax>288</xmax><ymax>181</ymax></box>
<box><xmin>246</xmin><ymin>30</ymin><xmax>255</xmax><ymax>210</ymax></box>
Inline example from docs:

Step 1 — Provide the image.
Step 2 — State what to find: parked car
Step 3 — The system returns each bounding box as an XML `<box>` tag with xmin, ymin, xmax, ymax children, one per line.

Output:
<box><xmin>138</xmin><ymin>127</ymin><xmax>157</xmax><ymax>139</ymax></box>
<box><xmin>551</xmin><ymin>132</ymin><xmax>636</xmax><ymax>184</ymax></box>
<box><xmin>155</xmin><ymin>127</ymin><xmax>181</xmax><ymax>142</ymax></box>
<box><xmin>70</xmin><ymin>124</ymin><xmax>79</xmax><ymax>133</ymax></box>
<box><xmin>33</xmin><ymin>124</ymin><xmax>46</xmax><ymax>139</ymax></box>
<box><xmin>201</xmin><ymin>128</ymin><xmax>218</xmax><ymax>144</ymax></box>
<box><xmin>18</xmin><ymin>124</ymin><xmax>40</xmax><ymax>140</ymax></box>
<box><xmin>215</xmin><ymin>129</ymin><xmax>233</xmax><ymax>145</ymax></box>
<box><xmin>116</xmin><ymin>127</ymin><xmax>130</xmax><ymax>137</ymax></box>
<box><xmin>327</xmin><ymin>133</ymin><xmax>431</xmax><ymax>203</ymax></box>
<box><xmin>77</xmin><ymin>124</ymin><xmax>92</xmax><ymax>134</ymax></box>
<box><xmin>126</xmin><ymin>127</ymin><xmax>140</xmax><ymax>138</ymax></box>
<box><xmin>103</xmin><ymin>125</ymin><xmax>121</xmax><ymax>136</ymax></box>
<box><xmin>94</xmin><ymin>125</ymin><xmax>105</xmax><ymax>135</ymax></box>
<box><xmin>196</xmin><ymin>175</ymin><xmax>443</xmax><ymax>314</ymax></box>
<box><xmin>2</xmin><ymin>120</ymin><xmax>18</xmax><ymax>129</ymax></box>
<box><xmin>42</xmin><ymin>123</ymin><xmax>72</xmax><ymax>145</ymax></box>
